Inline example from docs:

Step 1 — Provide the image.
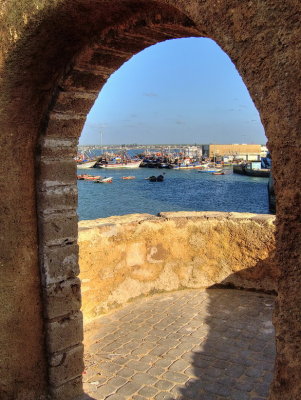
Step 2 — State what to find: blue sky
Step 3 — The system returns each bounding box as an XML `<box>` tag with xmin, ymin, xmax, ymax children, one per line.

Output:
<box><xmin>80</xmin><ymin>37</ymin><xmax>266</xmax><ymax>145</ymax></box>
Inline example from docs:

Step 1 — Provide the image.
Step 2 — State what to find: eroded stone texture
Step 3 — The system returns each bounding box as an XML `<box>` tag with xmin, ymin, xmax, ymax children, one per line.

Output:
<box><xmin>0</xmin><ymin>1</ymin><xmax>300</xmax><ymax>399</ymax></box>
<box><xmin>79</xmin><ymin>212</ymin><xmax>277</xmax><ymax>320</ymax></box>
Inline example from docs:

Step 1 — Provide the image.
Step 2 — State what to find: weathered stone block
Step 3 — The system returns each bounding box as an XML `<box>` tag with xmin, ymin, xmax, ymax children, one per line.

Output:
<box><xmin>49</xmin><ymin>344</ymin><xmax>84</xmax><ymax>386</ymax></box>
<box><xmin>40</xmin><ymin>137</ymin><xmax>78</xmax><ymax>159</ymax></box>
<box><xmin>44</xmin><ymin>278</ymin><xmax>81</xmax><ymax>319</ymax></box>
<box><xmin>39</xmin><ymin>159</ymin><xmax>76</xmax><ymax>186</ymax></box>
<box><xmin>65</xmin><ymin>70</ymin><xmax>106</xmax><ymax>92</ymax></box>
<box><xmin>104</xmin><ymin>36</ymin><xmax>148</xmax><ymax>53</ymax></box>
<box><xmin>50</xmin><ymin>376</ymin><xmax>83</xmax><ymax>400</ymax></box>
<box><xmin>53</xmin><ymin>91</ymin><xmax>96</xmax><ymax>115</ymax></box>
<box><xmin>90</xmin><ymin>51</ymin><xmax>126</xmax><ymax>69</ymax></box>
<box><xmin>38</xmin><ymin>185</ymin><xmax>78</xmax><ymax>214</ymax></box>
<box><xmin>47</xmin><ymin>311</ymin><xmax>83</xmax><ymax>353</ymax></box>
<box><xmin>40</xmin><ymin>213</ymin><xmax>78</xmax><ymax>246</ymax></box>
<box><xmin>46</xmin><ymin>114</ymin><xmax>86</xmax><ymax>138</ymax></box>
<box><xmin>41</xmin><ymin>243</ymin><xmax>79</xmax><ymax>285</ymax></box>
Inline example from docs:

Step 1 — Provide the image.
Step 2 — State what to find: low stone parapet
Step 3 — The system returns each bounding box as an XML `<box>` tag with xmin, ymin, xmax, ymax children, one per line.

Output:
<box><xmin>79</xmin><ymin>212</ymin><xmax>278</xmax><ymax>321</ymax></box>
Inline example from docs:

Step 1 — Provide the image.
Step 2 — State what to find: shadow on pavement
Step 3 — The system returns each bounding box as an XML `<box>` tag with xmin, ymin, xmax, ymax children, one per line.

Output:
<box><xmin>175</xmin><ymin>288</ymin><xmax>276</xmax><ymax>400</ymax></box>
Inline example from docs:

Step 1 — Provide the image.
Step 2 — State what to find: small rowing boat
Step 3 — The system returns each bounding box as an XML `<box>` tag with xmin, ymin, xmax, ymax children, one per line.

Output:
<box><xmin>94</xmin><ymin>177</ymin><xmax>113</xmax><ymax>183</ymax></box>
<box><xmin>146</xmin><ymin>175</ymin><xmax>164</xmax><ymax>182</ymax></box>
<box><xmin>77</xmin><ymin>175</ymin><xmax>102</xmax><ymax>180</ymax></box>
<box><xmin>121</xmin><ymin>176</ymin><xmax>136</xmax><ymax>180</ymax></box>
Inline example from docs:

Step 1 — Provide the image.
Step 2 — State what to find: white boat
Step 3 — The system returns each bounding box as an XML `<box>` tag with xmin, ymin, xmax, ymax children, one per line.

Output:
<box><xmin>97</xmin><ymin>160</ymin><xmax>142</xmax><ymax>169</ymax></box>
<box><xmin>198</xmin><ymin>168</ymin><xmax>221</xmax><ymax>173</ymax></box>
<box><xmin>172</xmin><ymin>164</ymin><xmax>203</xmax><ymax>170</ymax></box>
<box><xmin>94</xmin><ymin>177</ymin><xmax>113</xmax><ymax>183</ymax></box>
<box><xmin>77</xmin><ymin>160</ymin><xmax>97</xmax><ymax>169</ymax></box>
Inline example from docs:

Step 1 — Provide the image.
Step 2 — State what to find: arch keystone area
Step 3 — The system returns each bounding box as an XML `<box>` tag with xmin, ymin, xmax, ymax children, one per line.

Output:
<box><xmin>0</xmin><ymin>1</ymin><xmax>300</xmax><ymax>399</ymax></box>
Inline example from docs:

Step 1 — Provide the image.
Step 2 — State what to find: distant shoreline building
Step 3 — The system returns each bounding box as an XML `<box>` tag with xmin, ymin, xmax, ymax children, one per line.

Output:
<box><xmin>202</xmin><ymin>144</ymin><xmax>263</xmax><ymax>161</ymax></box>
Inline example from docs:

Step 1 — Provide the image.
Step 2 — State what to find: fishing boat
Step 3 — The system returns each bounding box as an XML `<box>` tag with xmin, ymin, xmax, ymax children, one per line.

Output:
<box><xmin>77</xmin><ymin>174</ymin><xmax>87</xmax><ymax>180</ymax></box>
<box><xmin>76</xmin><ymin>160</ymin><xmax>97</xmax><ymax>169</ymax></box>
<box><xmin>85</xmin><ymin>175</ymin><xmax>102</xmax><ymax>181</ymax></box>
<box><xmin>97</xmin><ymin>159</ymin><xmax>142</xmax><ymax>169</ymax></box>
<box><xmin>94</xmin><ymin>177</ymin><xmax>113</xmax><ymax>183</ymax></box>
<box><xmin>212</xmin><ymin>171</ymin><xmax>225</xmax><ymax>175</ymax></box>
<box><xmin>198</xmin><ymin>168</ymin><xmax>221</xmax><ymax>173</ymax></box>
<box><xmin>77</xmin><ymin>174</ymin><xmax>102</xmax><ymax>180</ymax></box>
<box><xmin>76</xmin><ymin>151</ymin><xmax>98</xmax><ymax>169</ymax></box>
<box><xmin>172</xmin><ymin>163</ymin><xmax>203</xmax><ymax>170</ymax></box>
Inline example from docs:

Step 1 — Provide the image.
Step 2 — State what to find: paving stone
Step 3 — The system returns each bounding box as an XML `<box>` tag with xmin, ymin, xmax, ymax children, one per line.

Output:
<box><xmin>203</xmin><ymin>381</ymin><xmax>231</xmax><ymax>397</ymax></box>
<box><xmin>99</xmin><ymin>362</ymin><xmax>122</xmax><ymax>375</ymax></box>
<box><xmin>235</xmin><ymin>378</ymin><xmax>255</xmax><ymax>392</ymax></box>
<box><xmin>245</xmin><ymin>367</ymin><xmax>263</xmax><ymax>378</ymax></box>
<box><xmin>131</xmin><ymin>343</ymin><xmax>155</xmax><ymax>355</ymax></box>
<box><xmin>139</xmin><ymin>354</ymin><xmax>160</xmax><ymax>365</ymax></box>
<box><xmin>132</xmin><ymin>372</ymin><xmax>157</xmax><ymax>386</ymax></box>
<box><xmin>115</xmin><ymin>381</ymin><xmax>141</xmax><ymax>396</ymax></box>
<box><xmin>126</xmin><ymin>360</ymin><xmax>150</xmax><ymax>372</ymax></box>
<box><xmin>165</xmin><ymin>348</ymin><xmax>185</xmax><ymax>358</ymax></box>
<box><xmin>83</xmin><ymin>289</ymin><xmax>275</xmax><ymax>400</ymax></box>
<box><xmin>200</xmin><ymin>390</ymin><xmax>223</xmax><ymax>400</ymax></box>
<box><xmin>147</xmin><ymin>366</ymin><xmax>165</xmax><ymax>377</ymax></box>
<box><xmin>138</xmin><ymin>385</ymin><xmax>159</xmax><ymax>397</ymax></box>
<box><xmin>154</xmin><ymin>391</ymin><xmax>175</xmax><ymax>400</ymax></box>
<box><xmin>105</xmin><ymin>394</ymin><xmax>126</xmax><ymax>400</ymax></box>
<box><xmin>153</xmin><ymin>357</ymin><xmax>174</xmax><ymax>369</ymax></box>
<box><xmin>230</xmin><ymin>389</ymin><xmax>251</xmax><ymax>400</ymax></box>
<box><xmin>116</xmin><ymin>366</ymin><xmax>136</xmax><ymax>378</ymax></box>
<box><xmin>253</xmin><ymin>382</ymin><xmax>271</xmax><ymax>397</ymax></box>
<box><xmin>91</xmin><ymin>384</ymin><xmax>116</xmax><ymax>397</ymax></box>
<box><xmin>106</xmin><ymin>376</ymin><xmax>127</xmax><ymax>388</ymax></box>
<box><xmin>169</xmin><ymin>359</ymin><xmax>189</xmax><ymax>373</ymax></box>
<box><xmin>154</xmin><ymin>379</ymin><xmax>175</xmax><ymax>390</ymax></box>
<box><xmin>203</xmin><ymin>366</ymin><xmax>223</xmax><ymax>378</ymax></box>
<box><xmin>224</xmin><ymin>363</ymin><xmax>244</xmax><ymax>378</ymax></box>
<box><xmin>86</xmin><ymin>376</ymin><xmax>107</xmax><ymax>385</ymax></box>
<box><xmin>149</xmin><ymin>346</ymin><xmax>171</xmax><ymax>357</ymax></box>
<box><xmin>162</xmin><ymin>371</ymin><xmax>188</xmax><ymax>384</ymax></box>
<box><xmin>113</xmin><ymin>356</ymin><xmax>129</xmax><ymax>365</ymax></box>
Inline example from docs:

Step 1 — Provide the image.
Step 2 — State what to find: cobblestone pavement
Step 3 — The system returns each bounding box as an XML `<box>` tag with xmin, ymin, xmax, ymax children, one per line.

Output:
<box><xmin>82</xmin><ymin>289</ymin><xmax>275</xmax><ymax>400</ymax></box>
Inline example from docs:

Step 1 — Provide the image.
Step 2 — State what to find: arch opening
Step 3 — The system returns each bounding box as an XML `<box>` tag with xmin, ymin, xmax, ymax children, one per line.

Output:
<box><xmin>74</xmin><ymin>36</ymin><xmax>276</xmax><ymax>399</ymax></box>
<box><xmin>77</xmin><ymin>36</ymin><xmax>269</xmax><ymax>220</ymax></box>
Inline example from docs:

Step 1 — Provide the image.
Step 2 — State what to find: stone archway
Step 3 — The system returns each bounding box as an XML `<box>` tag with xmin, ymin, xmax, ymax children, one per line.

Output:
<box><xmin>0</xmin><ymin>1</ymin><xmax>300</xmax><ymax>399</ymax></box>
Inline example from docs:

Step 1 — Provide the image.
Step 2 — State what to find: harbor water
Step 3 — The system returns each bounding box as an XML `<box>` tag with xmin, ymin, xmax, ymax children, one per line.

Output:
<box><xmin>77</xmin><ymin>167</ymin><xmax>270</xmax><ymax>220</ymax></box>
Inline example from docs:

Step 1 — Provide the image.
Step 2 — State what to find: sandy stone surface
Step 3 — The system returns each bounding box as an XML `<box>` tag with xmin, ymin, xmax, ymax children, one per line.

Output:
<box><xmin>82</xmin><ymin>289</ymin><xmax>275</xmax><ymax>400</ymax></box>
<box><xmin>79</xmin><ymin>213</ymin><xmax>276</xmax><ymax>321</ymax></box>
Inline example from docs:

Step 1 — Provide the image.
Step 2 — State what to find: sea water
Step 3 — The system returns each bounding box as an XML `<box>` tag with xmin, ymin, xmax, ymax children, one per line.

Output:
<box><xmin>77</xmin><ymin>167</ymin><xmax>270</xmax><ymax>220</ymax></box>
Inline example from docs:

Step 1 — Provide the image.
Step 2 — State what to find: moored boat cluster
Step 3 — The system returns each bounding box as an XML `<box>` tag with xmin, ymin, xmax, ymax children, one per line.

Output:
<box><xmin>76</xmin><ymin>146</ymin><xmax>271</xmax><ymax>178</ymax></box>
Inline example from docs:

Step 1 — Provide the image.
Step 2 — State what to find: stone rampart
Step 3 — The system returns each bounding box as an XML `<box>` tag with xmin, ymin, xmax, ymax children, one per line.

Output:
<box><xmin>79</xmin><ymin>212</ymin><xmax>277</xmax><ymax>322</ymax></box>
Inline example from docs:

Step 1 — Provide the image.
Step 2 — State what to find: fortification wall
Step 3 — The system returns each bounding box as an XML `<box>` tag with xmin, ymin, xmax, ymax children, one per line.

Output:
<box><xmin>79</xmin><ymin>212</ymin><xmax>277</xmax><ymax>322</ymax></box>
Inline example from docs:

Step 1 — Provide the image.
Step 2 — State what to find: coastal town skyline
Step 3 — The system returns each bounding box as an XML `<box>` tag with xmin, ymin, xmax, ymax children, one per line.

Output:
<box><xmin>80</xmin><ymin>37</ymin><xmax>266</xmax><ymax>146</ymax></box>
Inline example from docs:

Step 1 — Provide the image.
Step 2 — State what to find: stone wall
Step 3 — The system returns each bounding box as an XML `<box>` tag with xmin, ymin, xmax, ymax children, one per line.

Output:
<box><xmin>79</xmin><ymin>212</ymin><xmax>277</xmax><ymax>322</ymax></box>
